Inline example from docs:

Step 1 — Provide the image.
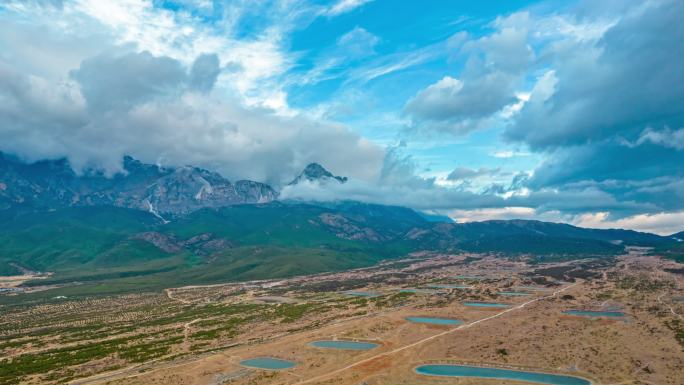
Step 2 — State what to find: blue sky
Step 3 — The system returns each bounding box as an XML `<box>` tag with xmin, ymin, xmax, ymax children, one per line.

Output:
<box><xmin>1</xmin><ymin>0</ymin><xmax>683</xmax><ymax>234</ymax></box>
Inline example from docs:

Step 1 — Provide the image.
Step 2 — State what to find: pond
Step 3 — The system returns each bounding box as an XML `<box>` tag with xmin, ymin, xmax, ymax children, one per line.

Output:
<box><xmin>400</xmin><ymin>288</ymin><xmax>436</xmax><ymax>294</ymax></box>
<box><xmin>462</xmin><ymin>302</ymin><xmax>510</xmax><ymax>308</ymax></box>
<box><xmin>239</xmin><ymin>357</ymin><xmax>296</xmax><ymax>370</ymax></box>
<box><xmin>563</xmin><ymin>310</ymin><xmax>624</xmax><ymax>318</ymax></box>
<box><xmin>309</xmin><ymin>340</ymin><xmax>379</xmax><ymax>350</ymax></box>
<box><xmin>405</xmin><ymin>316</ymin><xmax>463</xmax><ymax>325</ymax></box>
<box><xmin>516</xmin><ymin>286</ymin><xmax>550</xmax><ymax>291</ymax></box>
<box><xmin>343</xmin><ymin>291</ymin><xmax>381</xmax><ymax>297</ymax></box>
<box><xmin>427</xmin><ymin>284</ymin><xmax>471</xmax><ymax>289</ymax></box>
<box><xmin>415</xmin><ymin>364</ymin><xmax>591</xmax><ymax>385</ymax></box>
<box><xmin>498</xmin><ymin>291</ymin><xmax>531</xmax><ymax>296</ymax></box>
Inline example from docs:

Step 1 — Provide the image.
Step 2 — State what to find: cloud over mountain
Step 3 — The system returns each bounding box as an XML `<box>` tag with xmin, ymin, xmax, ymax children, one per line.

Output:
<box><xmin>0</xmin><ymin>0</ymin><xmax>682</xmax><ymax>234</ymax></box>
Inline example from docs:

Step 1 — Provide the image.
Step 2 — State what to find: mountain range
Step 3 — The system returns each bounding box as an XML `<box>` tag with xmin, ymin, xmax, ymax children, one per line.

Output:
<box><xmin>0</xmin><ymin>153</ymin><xmax>277</xmax><ymax>218</ymax></box>
<box><xmin>0</xmin><ymin>154</ymin><xmax>682</xmax><ymax>299</ymax></box>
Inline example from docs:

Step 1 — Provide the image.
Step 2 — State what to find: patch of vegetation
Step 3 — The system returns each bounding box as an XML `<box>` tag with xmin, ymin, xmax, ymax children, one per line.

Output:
<box><xmin>271</xmin><ymin>302</ymin><xmax>327</xmax><ymax>323</ymax></box>
<box><xmin>0</xmin><ymin>332</ymin><xmax>182</xmax><ymax>384</ymax></box>
<box><xmin>617</xmin><ymin>275</ymin><xmax>673</xmax><ymax>292</ymax></box>
<box><xmin>650</xmin><ymin>242</ymin><xmax>684</xmax><ymax>263</ymax></box>
<box><xmin>371</xmin><ymin>292</ymin><xmax>414</xmax><ymax>308</ymax></box>
<box><xmin>665</xmin><ymin>319</ymin><xmax>684</xmax><ymax>349</ymax></box>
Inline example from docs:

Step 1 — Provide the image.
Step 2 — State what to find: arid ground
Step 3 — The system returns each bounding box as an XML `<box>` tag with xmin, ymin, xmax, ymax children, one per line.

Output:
<box><xmin>2</xmin><ymin>252</ymin><xmax>683</xmax><ymax>385</ymax></box>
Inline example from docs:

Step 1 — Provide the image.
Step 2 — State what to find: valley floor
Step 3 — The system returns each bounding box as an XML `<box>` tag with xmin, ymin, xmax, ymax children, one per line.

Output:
<box><xmin>1</xmin><ymin>252</ymin><xmax>683</xmax><ymax>385</ymax></box>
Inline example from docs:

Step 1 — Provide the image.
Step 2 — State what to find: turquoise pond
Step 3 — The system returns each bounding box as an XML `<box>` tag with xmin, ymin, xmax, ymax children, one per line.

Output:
<box><xmin>516</xmin><ymin>286</ymin><xmax>550</xmax><ymax>291</ymax></box>
<box><xmin>239</xmin><ymin>358</ymin><xmax>296</xmax><ymax>370</ymax></box>
<box><xmin>498</xmin><ymin>291</ymin><xmax>531</xmax><ymax>296</ymax></box>
<box><xmin>415</xmin><ymin>365</ymin><xmax>591</xmax><ymax>385</ymax></box>
<box><xmin>563</xmin><ymin>310</ymin><xmax>625</xmax><ymax>318</ymax></box>
<box><xmin>343</xmin><ymin>291</ymin><xmax>381</xmax><ymax>297</ymax></box>
<box><xmin>453</xmin><ymin>275</ymin><xmax>483</xmax><ymax>280</ymax></box>
<box><xmin>428</xmin><ymin>284</ymin><xmax>471</xmax><ymax>289</ymax></box>
<box><xmin>400</xmin><ymin>288</ymin><xmax>436</xmax><ymax>294</ymax></box>
<box><xmin>309</xmin><ymin>340</ymin><xmax>379</xmax><ymax>350</ymax></box>
<box><xmin>405</xmin><ymin>317</ymin><xmax>463</xmax><ymax>325</ymax></box>
<box><xmin>462</xmin><ymin>302</ymin><xmax>510</xmax><ymax>308</ymax></box>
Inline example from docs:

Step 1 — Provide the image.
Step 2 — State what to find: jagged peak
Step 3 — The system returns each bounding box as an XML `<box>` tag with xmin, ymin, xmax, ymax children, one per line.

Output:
<box><xmin>290</xmin><ymin>163</ymin><xmax>347</xmax><ymax>185</ymax></box>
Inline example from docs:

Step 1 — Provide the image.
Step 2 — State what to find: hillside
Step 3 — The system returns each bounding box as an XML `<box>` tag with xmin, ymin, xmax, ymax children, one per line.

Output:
<box><xmin>0</xmin><ymin>156</ymin><xmax>679</xmax><ymax>297</ymax></box>
<box><xmin>0</xmin><ymin>201</ymin><xmax>677</xmax><ymax>298</ymax></box>
<box><xmin>0</xmin><ymin>153</ymin><xmax>277</xmax><ymax>216</ymax></box>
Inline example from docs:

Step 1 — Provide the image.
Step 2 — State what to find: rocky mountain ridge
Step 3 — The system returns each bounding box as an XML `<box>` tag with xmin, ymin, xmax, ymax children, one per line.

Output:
<box><xmin>0</xmin><ymin>153</ymin><xmax>278</xmax><ymax>216</ymax></box>
<box><xmin>288</xmin><ymin>162</ymin><xmax>347</xmax><ymax>185</ymax></box>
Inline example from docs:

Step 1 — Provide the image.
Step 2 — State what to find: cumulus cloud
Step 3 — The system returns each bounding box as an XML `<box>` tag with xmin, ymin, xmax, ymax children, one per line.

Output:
<box><xmin>1</xmin><ymin>0</ymin><xmax>683</xmax><ymax>234</ymax></box>
<box><xmin>280</xmin><ymin>178</ymin><xmax>506</xmax><ymax>211</ymax></box>
<box><xmin>490</xmin><ymin>150</ymin><xmax>531</xmax><ymax>159</ymax></box>
<box><xmin>505</xmin><ymin>0</ymin><xmax>684</xmax><ymax>148</ymax></box>
<box><xmin>405</xmin><ymin>12</ymin><xmax>533</xmax><ymax>134</ymax></box>
<box><xmin>635</xmin><ymin>127</ymin><xmax>684</xmax><ymax>150</ymax></box>
<box><xmin>0</xmin><ymin>1</ymin><xmax>389</xmax><ymax>184</ymax></box>
<box><xmin>447</xmin><ymin>167</ymin><xmax>501</xmax><ymax>181</ymax></box>
<box><xmin>400</xmin><ymin>0</ymin><xmax>684</xmax><ymax>231</ymax></box>
<box><xmin>189</xmin><ymin>53</ymin><xmax>221</xmax><ymax>92</ymax></box>
<box><xmin>0</xmin><ymin>47</ymin><xmax>384</xmax><ymax>183</ymax></box>
<box><xmin>71</xmin><ymin>50</ymin><xmax>188</xmax><ymax>112</ymax></box>
<box><xmin>574</xmin><ymin>211</ymin><xmax>684</xmax><ymax>236</ymax></box>
<box><xmin>337</xmin><ymin>27</ymin><xmax>380</xmax><ymax>60</ymax></box>
<box><xmin>448</xmin><ymin>207</ymin><xmax>554</xmax><ymax>223</ymax></box>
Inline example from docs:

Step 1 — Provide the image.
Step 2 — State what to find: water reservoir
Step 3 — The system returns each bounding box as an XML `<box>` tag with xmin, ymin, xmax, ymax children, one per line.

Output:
<box><xmin>405</xmin><ymin>317</ymin><xmax>463</xmax><ymax>325</ymax></box>
<box><xmin>428</xmin><ymin>284</ymin><xmax>471</xmax><ymax>289</ymax></box>
<box><xmin>239</xmin><ymin>357</ymin><xmax>296</xmax><ymax>370</ymax></box>
<box><xmin>563</xmin><ymin>310</ymin><xmax>624</xmax><ymax>318</ymax></box>
<box><xmin>309</xmin><ymin>340</ymin><xmax>379</xmax><ymax>350</ymax></box>
<box><xmin>462</xmin><ymin>302</ymin><xmax>510</xmax><ymax>308</ymax></box>
<box><xmin>415</xmin><ymin>364</ymin><xmax>591</xmax><ymax>385</ymax></box>
<box><xmin>498</xmin><ymin>291</ymin><xmax>531</xmax><ymax>296</ymax></box>
<box><xmin>343</xmin><ymin>291</ymin><xmax>381</xmax><ymax>297</ymax></box>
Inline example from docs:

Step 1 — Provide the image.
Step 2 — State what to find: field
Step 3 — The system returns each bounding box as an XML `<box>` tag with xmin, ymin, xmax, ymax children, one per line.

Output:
<box><xmin>1</xmin><ymin>251</ymin><xmax>682</xmax><ymax>385</ymax></box>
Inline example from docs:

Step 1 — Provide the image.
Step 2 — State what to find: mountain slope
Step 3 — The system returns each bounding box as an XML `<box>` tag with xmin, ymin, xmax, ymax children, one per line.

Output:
<box><xmin>670</xmin><ymin>231</ymin><xmax>684</xmax><ymax>240</ymax></box>
<box><xmin>0</xmin><ymin>201</ymin><xmax>673</xmax><ymax>283</ymax></box>
<box><xmin>447</xmin><ymin>220</ymin><xmax>665</xmax><ymax>246</ymax></box>
<box><xmin>0</xmin><ymin>154</ymin><xmax>277</xmax><ymax>215</ymax></box>
<box><xmin>0</xmin><ymin>156</ymin><xmax>679</xmax><ymax>297</ymax></box>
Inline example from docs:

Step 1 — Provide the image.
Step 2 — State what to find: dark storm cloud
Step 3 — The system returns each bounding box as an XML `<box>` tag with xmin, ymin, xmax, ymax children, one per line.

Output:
<box><xmin>505</xmin><ymin>0</ymin><xmax>684</xmax><ymax>149</ymax></box>
<box><xmin>447</xmin><ymin>167</ymin><xmax>502</xmax><ymax>181</ymax></box>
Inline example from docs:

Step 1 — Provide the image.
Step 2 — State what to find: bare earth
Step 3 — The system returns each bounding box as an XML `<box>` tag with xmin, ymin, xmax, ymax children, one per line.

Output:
<box><xmin>1</xmin><ymin>252</ymin><xmax>683</xmax><ymax>385</ymax></box>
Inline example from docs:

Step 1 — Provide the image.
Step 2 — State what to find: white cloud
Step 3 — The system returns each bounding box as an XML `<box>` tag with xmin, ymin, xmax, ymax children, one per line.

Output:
<box><xmin>404</xmin><ymin>13</ymin><xmax>534</xmax><ymax>135</ymax></box>
<box><xmin>0</xmin><ymin>31</ymin><xmax>384</xmax><ymax>184</ymax></box>
<box><xmin>448</xmin><ymin>207</ymin><xmax>538</xmax><ymax>223</ymax></box>
<box><xmin>18</xmin><ymin>0</ymin><xmax>301</xmax><ymax>113</ymax></box>
<box><xmin>636</xmin><ymin>127</ymin><xmax>684</xmax><ymax>150</ymax></box>
<box><xmin>491</xmin><ymin>150</ymin><xmax>531</xmax><ymax>158</ymax></box>
<box><xmin>574</xmin><ymin>211</ymin><xmax>684</xmax><ymax>236</ymax></box>
<box><xmin>326</xmin><ymin>0</ymin><xmax>373</xmax><ymax>16</ymax></box>
<box><xmin>345</xmin><ymin>45</ymin><xmax>439</xmax><ymax>84</ymax></box>
<box><xmin>446</xmin><ymin>167</ymin><xmax>501</xmax><ymax>181</ymax></box>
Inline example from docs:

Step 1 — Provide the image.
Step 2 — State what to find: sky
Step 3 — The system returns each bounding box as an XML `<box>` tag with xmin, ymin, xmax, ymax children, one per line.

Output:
<box><xmin>1</xmin><ymin>0</ymin><xmax>683</xmax><ymax>234</ymax></box>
